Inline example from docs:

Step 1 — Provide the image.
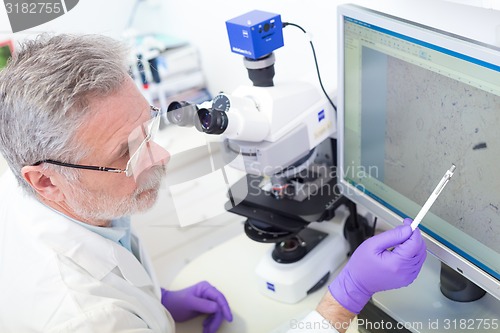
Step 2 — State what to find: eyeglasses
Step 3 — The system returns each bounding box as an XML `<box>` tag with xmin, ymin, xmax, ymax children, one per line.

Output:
<box><xmin>32</xmin><ymin>105</ymin><xmax>162</xmax><ymax>177</ymax></box>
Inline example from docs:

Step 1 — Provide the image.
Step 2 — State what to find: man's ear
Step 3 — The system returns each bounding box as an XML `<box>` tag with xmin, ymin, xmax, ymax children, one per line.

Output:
<box><xmin>21</xmin><ymin>165</ymin><xmax>65</xmax><ymax>202</ymax></box>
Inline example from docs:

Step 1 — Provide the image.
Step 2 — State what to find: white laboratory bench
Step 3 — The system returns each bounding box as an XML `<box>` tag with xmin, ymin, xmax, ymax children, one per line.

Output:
<box><xmin>168</xmin><ymin>208</ymin><xmax>360</xmax><ymax>333</ymax></box>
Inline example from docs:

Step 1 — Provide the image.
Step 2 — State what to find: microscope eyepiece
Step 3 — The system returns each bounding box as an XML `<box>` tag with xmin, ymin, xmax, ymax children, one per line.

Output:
<box><xmin>196</xmin><ymin>108</ymin><xmax>228</xmax><ymax>135</ymax></box>
<box><xmin>168</xmin><ymin>95</ymin><xmax>267</xmax><ymax>142</ymax></box>
<box><xmin>167</xmin><ymin>101</ymin><xmax>198</xmax><ymax>127</ymax></box>
<box><xmin>167</xmin><ymin>101</ymin><xmax>229</xmax><ymax>135</ymax></box>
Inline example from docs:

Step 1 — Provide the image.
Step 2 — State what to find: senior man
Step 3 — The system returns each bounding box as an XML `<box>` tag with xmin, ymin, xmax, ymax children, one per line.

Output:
<box><xmin>0</xmin><ymin>34</ymin><xmax>231</xmax><ymax>333</ymax></box>
<box><xmin>0</xmin><ymin>34</ymin><xmax>426</xmax><ymax>333</ymax></box>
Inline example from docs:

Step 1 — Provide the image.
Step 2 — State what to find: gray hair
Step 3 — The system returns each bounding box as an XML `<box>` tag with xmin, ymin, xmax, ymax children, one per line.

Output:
<box><xmin>0</xmin><ymin>33</ymin><xmax>131</xmax><ymax>195</ymax></box>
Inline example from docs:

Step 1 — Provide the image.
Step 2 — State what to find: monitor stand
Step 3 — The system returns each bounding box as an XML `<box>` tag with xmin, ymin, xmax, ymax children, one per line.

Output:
<box><xmin>369</xmin><ymin>255</ymin><xmax>500</xmax><ymax>333</ymax></box>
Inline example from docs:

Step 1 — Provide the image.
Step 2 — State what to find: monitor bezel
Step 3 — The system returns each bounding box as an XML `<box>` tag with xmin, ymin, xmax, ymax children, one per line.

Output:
<box><xmin>336</xmin><ymin>3</ymin><xmax>500</xmax><ymax>301</ymax></box>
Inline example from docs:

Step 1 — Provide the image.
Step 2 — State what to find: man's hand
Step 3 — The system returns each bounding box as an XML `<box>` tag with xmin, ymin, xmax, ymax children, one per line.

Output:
<box><xmin>328</xmin><ymin>218</ymin><xmax>427</xmax><ymax>314</ymax></box>
<box><xmin>161</xmin><ymin>281</ymin><xmax>233</xmax><ymax>333</ymax></box>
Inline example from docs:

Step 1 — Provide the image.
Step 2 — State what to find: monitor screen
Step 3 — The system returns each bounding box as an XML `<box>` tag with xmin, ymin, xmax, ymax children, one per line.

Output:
<box><xmin>337</xmin><ymin>4</ymin><xmax>500</xmax><ymax>301</ymax></box>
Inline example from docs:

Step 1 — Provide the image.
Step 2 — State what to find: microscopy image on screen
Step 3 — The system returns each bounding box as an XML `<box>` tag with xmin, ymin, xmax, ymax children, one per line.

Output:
<box><xmin>382</xmin><ymin>55</ymin><xmax>500</xmax><ymax>252</ymax></box>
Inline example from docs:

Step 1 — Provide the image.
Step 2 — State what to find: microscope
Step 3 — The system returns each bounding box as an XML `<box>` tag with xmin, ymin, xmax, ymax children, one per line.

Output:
<box><xmin>166</xmin><ymin>10</ymin><xmax>355</xmax><ymax>304</ymax></box>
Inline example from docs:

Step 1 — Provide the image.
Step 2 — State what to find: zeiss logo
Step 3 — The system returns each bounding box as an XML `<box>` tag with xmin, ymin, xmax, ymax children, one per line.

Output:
<box><xmin>318</xmin><ymin>109</ymin><xmax>325</xmax><ymax>122</ymax></box>
<box><xmin>3</xmin><ymin>0</ymin><xmax>79</xmax><ymax>33</ymax></box>
<box><xmin>266</xmin><ymin>282</ymin><xmax>275</xmax><ymax>292</ymax></box>
<box><xmin>242</xmin><ymin>29</ymin><xmax>249</xmax><ymax>38</ymax></box>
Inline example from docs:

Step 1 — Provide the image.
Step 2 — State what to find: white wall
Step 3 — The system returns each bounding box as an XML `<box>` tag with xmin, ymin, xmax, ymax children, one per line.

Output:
<box><xmin>143</xmin><ymin>0</ymin><xmax>499</xmax><ymax>96</ymax></box>
<box><xmin>2</xmin><ymin>0</ymin><xmax>499</xmax><ymax>96</ymax></box>
<box><xmin>0</xmin><ymin>0</ymin><xmax>136</xmax><ymax>39</ymax></box>
<box><xmin>153</xmin><ymin>0</ymin><xmax>347</xmax><ymax>95</ymax></box>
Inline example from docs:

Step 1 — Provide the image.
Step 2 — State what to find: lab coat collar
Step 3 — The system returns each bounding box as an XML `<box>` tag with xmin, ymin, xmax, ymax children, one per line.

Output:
<box><xmin>113</xmin><ymin>239</ymin><xmax>154</xmax><ymax>287</ymax></box>
<box><xmin>37</xmin><ymin>209</ymin><xmax>153</xmax><ymax>287</ymax></box>
<box><xmin>8</xmin><ymin>173</ymin><xmax>155</xmax><ymax>287</ymax></box>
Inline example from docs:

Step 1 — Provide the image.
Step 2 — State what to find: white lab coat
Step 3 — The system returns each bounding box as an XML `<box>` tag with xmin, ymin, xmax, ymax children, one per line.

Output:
<box><xmin>0</xmin><ymin>170</ymin><xmax>175</xmax><ymax>332</ymax></box>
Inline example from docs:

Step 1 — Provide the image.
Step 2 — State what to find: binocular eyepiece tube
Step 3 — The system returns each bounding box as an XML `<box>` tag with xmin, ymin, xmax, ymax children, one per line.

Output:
<box><xmin>167</xmin><ymin>101</ymin><xmax>228</xmax><ymax>135</ymax></box>
<box><xmin>167</xmin><ymin>95</ymin><xmax>269</xmax><ymax>142</ymax></box>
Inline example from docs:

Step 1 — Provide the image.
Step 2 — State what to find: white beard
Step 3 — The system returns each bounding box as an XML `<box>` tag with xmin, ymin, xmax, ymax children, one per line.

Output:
<box><xmin>65</xmin><ymin>166</ymin><xmax>165</xmax><ymax>224</ymax></box>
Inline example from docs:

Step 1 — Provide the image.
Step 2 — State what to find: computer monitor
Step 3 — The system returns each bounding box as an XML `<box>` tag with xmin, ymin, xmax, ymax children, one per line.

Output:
<box><xmin>337</xmin><ymin>2</ymin><xmax>500</xmax><ymax>305</ymax></box>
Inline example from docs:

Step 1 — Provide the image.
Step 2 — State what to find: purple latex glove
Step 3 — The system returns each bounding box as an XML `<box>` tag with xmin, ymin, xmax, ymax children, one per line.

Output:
<box><xmin>329</xmin><ymin>218</ymin><xmax>426</xmax><ymax>314</ymax></box>
<box><xmin>161</xmin><ymin>281</ymin><xmax>232</xmax><ymax>333</ymax></box>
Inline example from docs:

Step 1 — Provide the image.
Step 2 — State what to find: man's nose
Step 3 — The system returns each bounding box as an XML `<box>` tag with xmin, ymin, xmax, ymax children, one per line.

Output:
<box><xmin>131</xmin><ymin>141</ymin><xmax>170</xmax><ymax>181</ymax></box>
<box><xmin>148</xmin><ymin>141</ymin><xmax>170</xmax><ymax>167</ymax></box>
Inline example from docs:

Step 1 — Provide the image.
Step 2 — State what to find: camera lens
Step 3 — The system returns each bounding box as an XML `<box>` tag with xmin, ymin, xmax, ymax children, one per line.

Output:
<box><xmin>167</xmin><ymin>101</ymin><xmax>198</xmax><ymax>127</ymax></box>
<box><xmin>195</xmin><ymin>108</ymin><xmax>228</xmax><ymax>135</ymax></box>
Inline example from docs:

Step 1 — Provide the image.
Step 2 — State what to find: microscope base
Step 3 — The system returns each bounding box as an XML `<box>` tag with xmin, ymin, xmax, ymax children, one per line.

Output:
<box><xmin>255</xmin><ymin>228</ymin><xmax>349</xmax><ymax>304</ymax></box>
<box><xmin>367</xmin><ymin>255</ymin><xmax>500</xmax><ymax>333</ymax></box>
